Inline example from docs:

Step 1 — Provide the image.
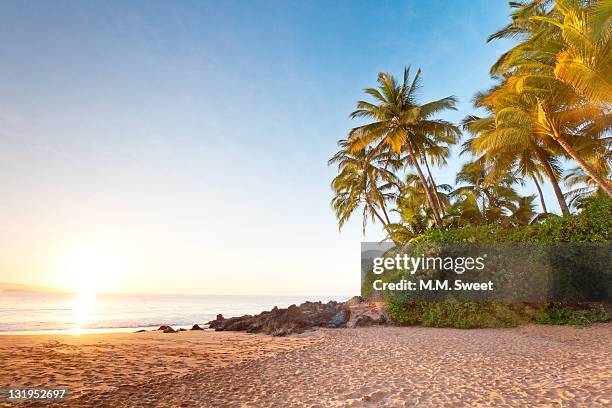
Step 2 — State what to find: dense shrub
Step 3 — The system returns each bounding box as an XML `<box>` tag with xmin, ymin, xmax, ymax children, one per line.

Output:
<box><xmin>538</xmin><ymin>302</ymin><xmax>608</xmax><ymax>325</ymax></box>
<box><xmin>417</xmin><ymin>195</ymin><xmax>611</xmax><ymax>244</ymax></box>
<box><xmin>384</xmin><ymin>196</ymin><xmax>611</xmax><ymax>328</ymax></box>
<box><xmin>386</xmin><ymin>301</ymin><xmax>609</xmax><ymax>328</ymax></box>
<box><xmin>386</xmin><ymin>301</ymin><xmax>537</xmax><ymax>328</ymax></box>
<box><xmin>387</xmin><ymin>301</ymin><xmax>543</xmax><ymax>328</ymax></box>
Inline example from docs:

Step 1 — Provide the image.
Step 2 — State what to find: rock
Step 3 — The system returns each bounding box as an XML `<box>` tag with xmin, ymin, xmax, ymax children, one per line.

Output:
<box><xmin>158</xmin><ymin>325</ymin><xmax>176</xmax><ymax>333</ymax></box>
<box><xmin>191</xmin><ymin>324</ymin><xmax>204</xmax><ymax>330</ymax></box>
<box><xmin>346</xmin><ymin>301</ymin><xmax>388</xmax><ymax>328</ymax></box>
<box><xmin>352</xmin><ymin>315</ymin><xmax>375</xmax><ymax>327</ymax></box>
<box><xmin>327</xmin><ymin>310</ymin><xmax>349</xmax><ymax>328</ymax></box>
<box><xmin>208</xmin><ymin>314</ymin><xmax>236</xmax><ymax>330</ymax></box>
<box><xmin>205</xmin><ymin>297</ymin><xmax>391</xmax><ymax>336</ymax></box>
<box><xmin>271</xmin><ymin>327</ymin><xmax>293</xmax><ymax>337</ymax></box>
<box><xmin>345</xmin><ymin>296</ymin><xmax>364</xmax><ymax>307</ymax></box>
<box><xmin>206</xmin><ymin>300</ymin><xmax>350</xmax><ymax>335</ymax></box>
<box><xmin>134</xmin><ymin>329</ymin><xmax>146</xmax><ymax>333</ymax></box>
<box><xmin>177</xmin><ymin>328</ymin><xmax>187</xmax><ymax>332</ymax></box>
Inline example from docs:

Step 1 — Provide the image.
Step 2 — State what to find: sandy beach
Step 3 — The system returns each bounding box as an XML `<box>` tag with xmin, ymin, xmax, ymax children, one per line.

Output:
<box><xmin>1</xmin><ymin>323</ymin><xmax>610</xmax><ymax>407</ymax></box>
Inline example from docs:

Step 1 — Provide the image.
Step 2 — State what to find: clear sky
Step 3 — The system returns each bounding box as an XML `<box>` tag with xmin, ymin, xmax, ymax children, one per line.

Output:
<box><xmin>0</xmin><ymin>1</ymin><xmax>552</xmax><ymax>295</ymax></box>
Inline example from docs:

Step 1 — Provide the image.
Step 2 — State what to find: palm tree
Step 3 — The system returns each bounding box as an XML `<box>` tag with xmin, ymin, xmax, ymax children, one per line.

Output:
<box><xmin>385</xmin><ymin>173</ymin><xmax>452</xmax><ymax>242</ymax></box>
<box><xmin>489</xmin><ymin>0</ymin><xmax>612</xmax><ymax>196</ymax></box>
<box><xmin>451</xmin><ymin>160</ymin><xmax>523</xmax><ymax>225</ymax></box>
<box><xmin>565</xmin><ymin>163</ymin><xmax>611</xmax><ymax>208</ymax></box>
<box><xmin>507</xmin><ymin>195</ymin><xmax>538</xmax><ymax>226</ymax></box>
<box><xmin>462</xmin><ymin>83</ymin><xmax>572</xmax><ymax>215</ymax></box>
<box><xmin>347</xmin><ymin>67</ymin><xmax>461</xmax><ymax>227</ymax></box>
<box><xmin>329</xmin><ymin>139</ymin><xmax>401</xmax><ymax>233</ymax></box>
<box><xmin>420</xmin><ymin>131</ymin><xmax>457</xmax><ymax>216</ymax></box>
<box><xmin>565</xmin><ymin>167</ymin><xmax>599</xmax><ymax>207</ymax></box>
<box><xmin>489</xmin><ymin>0</ymin><xmax>611</xmax><ymax>104</ymax></box>
<box><xmin>531</xmin><ymin>91</ymin><xmax>612</xmax><ymax>197</ymax></box>
<box><xmin>564</xmin><ymin>130</ymin><xmax>611</xmax><ymax>206</ymax></box>
<box><xmin>531</xmin><ymin>173</ymin><xmax>548</xmax><ymax>214</ymax></box>
<box><xmin>532</xmin><ymin>0</ymin><xmax>611</xmax><ymax>104</ymax></box>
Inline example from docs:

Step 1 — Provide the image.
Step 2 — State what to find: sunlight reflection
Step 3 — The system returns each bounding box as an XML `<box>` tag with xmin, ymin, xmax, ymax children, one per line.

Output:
<box><xmin>72</xmin><ymin>290</ymin><xmax>96</xmax><ymax>331</ymax></box>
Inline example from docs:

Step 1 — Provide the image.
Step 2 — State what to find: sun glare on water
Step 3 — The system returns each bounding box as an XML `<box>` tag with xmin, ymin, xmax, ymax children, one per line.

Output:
<box><xmin>72</xmin><ymin>290</ymin><xmax>96</xmax><ymax>330</ymax></box>
<box><xmin>56</xmin><ymin>242</ymin><xmax>124</xmax><ymax>333</ymax></box>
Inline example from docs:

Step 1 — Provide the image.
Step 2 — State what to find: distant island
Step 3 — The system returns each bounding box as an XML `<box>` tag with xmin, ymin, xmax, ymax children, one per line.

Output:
<box><xmin>0</xmin><ymin>282</ymin><xmax>69</xmax><ymax>293</ymax></box>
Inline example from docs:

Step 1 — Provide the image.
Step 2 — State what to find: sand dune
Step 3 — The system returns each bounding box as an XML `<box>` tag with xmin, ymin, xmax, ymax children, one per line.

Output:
<box><xmin>1</xmin><ymin>324</ymin><xmax>610</xmax><ymax>407</ymax></box>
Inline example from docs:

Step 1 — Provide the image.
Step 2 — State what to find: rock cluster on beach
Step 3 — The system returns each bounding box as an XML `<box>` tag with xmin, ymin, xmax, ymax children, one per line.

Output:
<box><xmin>145</xmin><ymin>297</ymin><xmax>388</xmax><ymax>336</ymax></box>
<box><xmin>158</xmin><ymin>325</ymin><xmax>177</xmax><ymax>333</ymax></box>
<box><xmin>207</xmin><ymin>296</ymin><xmax>388</xmax><ymax>336</ymax></box>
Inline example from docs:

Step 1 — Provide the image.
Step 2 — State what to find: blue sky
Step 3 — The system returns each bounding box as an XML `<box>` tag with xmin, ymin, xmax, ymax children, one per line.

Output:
<box><xmin>0</xmin><ymin>1</ymin><xmax>553</xmax><ymax>295</ymax></box>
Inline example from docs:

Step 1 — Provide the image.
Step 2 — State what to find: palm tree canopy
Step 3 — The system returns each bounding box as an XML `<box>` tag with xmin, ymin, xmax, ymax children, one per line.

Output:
<box><xmin>347</xmin><ymin>67</ymin><xmax>460</xmax><ymax>154</ymax></box>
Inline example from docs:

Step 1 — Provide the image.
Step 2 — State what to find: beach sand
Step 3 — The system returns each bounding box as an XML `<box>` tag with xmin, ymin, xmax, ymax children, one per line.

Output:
<box><xmin>1</xmin><ymin>323</ymin><xmax>610</xmax><ymax>407</ymax></box>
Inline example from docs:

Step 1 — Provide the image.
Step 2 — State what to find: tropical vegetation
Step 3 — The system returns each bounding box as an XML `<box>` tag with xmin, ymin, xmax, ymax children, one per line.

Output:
<box><xmin>330</xmin><ymin>0</ymin><xmax>611</xmax><ymax>242</ymax></box>
<box><xmin>329</xmin><ymin>0</ymin><xmax>611</xmax><ymax>328</ymax></box>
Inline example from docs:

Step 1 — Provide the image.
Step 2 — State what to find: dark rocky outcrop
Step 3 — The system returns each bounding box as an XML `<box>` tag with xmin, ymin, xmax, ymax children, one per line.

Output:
<box><xmin>206</xmin><ymin>296</ymin><xmax>388</xmax><ymax>336</ymax></box>
<box><xmin>190</xmin><ymin>324</ymin><xmax>204</xmax><ymax>330</ymax></box>
<box><xmin>158</xmin><ymin>325</ymin><xmax>177</xmax><ymax>333</ymax></box>
<box><xmin>344</xmin><ymin>296</ymin><xmax>388</xmax><ymax>328</ymax></box>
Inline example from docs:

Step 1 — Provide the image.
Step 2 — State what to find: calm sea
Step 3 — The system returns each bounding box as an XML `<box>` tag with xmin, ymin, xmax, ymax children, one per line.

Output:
<box><xmin>0</xmin><ymin>292</ymin><xmax>349</xmax><ymax>334</ymax></box>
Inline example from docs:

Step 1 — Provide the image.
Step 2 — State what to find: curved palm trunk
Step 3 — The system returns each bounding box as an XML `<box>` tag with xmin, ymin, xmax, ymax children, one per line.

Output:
<box><xmin>479</xmin><ymin>194</ymin><xmax>486</xmax><ymax>221</ymax></box>
<box><xmin>423</xmin><ymin>156</ymin><xmax>445</xmax><ymax>217</ymax></box>
<box><xmin>553</xmin><ymin>133</ymin><xmax>612</xmax><ymax>198</ymax></box>
<box><xmin>405</xmin><ymin>143</ymin><xmax>443</xmax><ymax>227</ymax></box>
<box><xmin>368</xmin><ymin>202</ymin><xmax>388</xmax><ymax>229</ymax></box>
<box><xmin>364</xmin><ymin>192</ymin><xmax>388</xmax><ymax>229</ymax></box>
<box><xmin>379</xmin><ymin>201</ymin><xmax>392</xmax><ymax>225</ymax></box>
<box><xmin>533</xmin><ymin>147</ymin><xmax>571</xmax><ymax>216</ymax></box>
<box><xmin>483</xmin><ymin>189</ymin><xmax>496</xmax><ymax>223</ymax></box>
<box><xmin>531</xmin><ymin>174</ymin><xmax>547</xmax><ymax>213</ymax></box>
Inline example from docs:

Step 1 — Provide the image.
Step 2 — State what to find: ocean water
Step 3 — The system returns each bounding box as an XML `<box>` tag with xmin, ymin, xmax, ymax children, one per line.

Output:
<box><xmin>0</xmin><ymin>292</ymin><xmax>349</xmax><ymax>334</ymax></box>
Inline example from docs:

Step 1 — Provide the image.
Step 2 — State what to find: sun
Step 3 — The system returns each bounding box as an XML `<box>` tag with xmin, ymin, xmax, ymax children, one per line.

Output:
<box><xmin>57</xmin><ymin>241</ymin><xmax>123</xmax><ymax>294</ymax></box>
<box><xmin>55</xmin><ymin>242</ymin><xmax>125</xmax><ymax>331</ymax></box>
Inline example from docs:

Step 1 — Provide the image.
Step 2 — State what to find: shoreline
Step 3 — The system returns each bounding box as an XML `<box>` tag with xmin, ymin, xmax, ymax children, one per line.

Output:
<box><xmin>0</xmin><ymin>325</ymin><xmax>202</xmax><ymax>336</ymax></box>
<box><xmin>0</xmin><ymin>292</ymin><xmax>354</xmax><ymax>336</ymax></box>
<box><xmin>4</xmin><ymin>297</ymin><xmax>609</xmax><ymax>336</ymax></box>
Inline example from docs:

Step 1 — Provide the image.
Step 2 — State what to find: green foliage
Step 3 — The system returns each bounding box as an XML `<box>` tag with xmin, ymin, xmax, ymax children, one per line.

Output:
<box><xmin>338</xmin><ymin>2</ymin><xmax>612</xmax><ymax>330</ymax></box>
<box><xmin>418</xmin><ymin>195</ymin><xmax>611</xmax><ymax>243</ymax></box>
<box><xmin>386</xmin><ymin>301</ymin><xmax>541</xmax><ymax>329</ymax></box>
<box><xmin>538</xmin><ymin>303</ymin><xmax>609</xmax><ymax>325</ymax></box>
<box><xmin>386</xmin><ymin>301</ymin><xmax>609</xmax><ymax>328</ymax></box>
<box><xmin>383</xmin><ymin>197</ymin><xmax>611</xmax><ymax>329</ymax></box>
